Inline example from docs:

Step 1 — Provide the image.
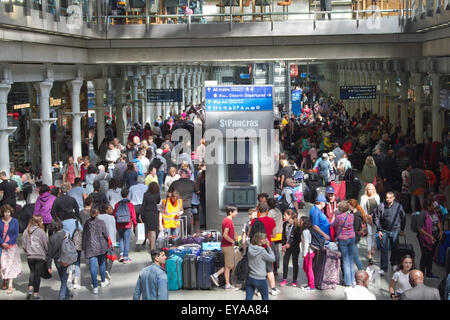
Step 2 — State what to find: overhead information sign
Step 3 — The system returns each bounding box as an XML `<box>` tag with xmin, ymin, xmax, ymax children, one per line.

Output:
<box><xmin>205</xmin><ymin>85</ymin><xmax>273</xmax><ymax>112</ymax></box>
<box><xmin>147</xmin><ymin>89</ymin><xmax>183</xmax><ymax>103</ymax></box>
<box><xmin>340</xmin><ymin>85</ymin><xmax>376</xmax><ymax>100</ymax></box>
<box><xmin>291</xmin><ymin>89</ymin><xmax>303</xmax><ymax>116</ymax></box>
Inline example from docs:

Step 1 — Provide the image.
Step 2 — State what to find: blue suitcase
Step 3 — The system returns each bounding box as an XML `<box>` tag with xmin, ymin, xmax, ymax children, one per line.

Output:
<box><xmin>196</xmin><ymin>255</ymin><xmax>215</xmax><ymax>289</ymax></box>
<box><xmin>166</xmin><ymin>255</ymin><xmax>183</xmax><ymax>291</ymax></box>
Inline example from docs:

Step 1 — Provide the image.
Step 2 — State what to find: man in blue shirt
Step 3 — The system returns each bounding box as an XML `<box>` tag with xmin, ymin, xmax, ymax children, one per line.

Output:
<box><xmin>128</xmin><ymin>176</ymin><xmax>147</xmax><ymax>215</ymax></box>
<box><xmin>133</xmin><ymin>249</ymin><xmax>168</xmax><ymax>300</ymax></box>
<box><xmin>309</xmin><ymin>195</ymin><xmax>331</xmax><ymax>241</ymax></box>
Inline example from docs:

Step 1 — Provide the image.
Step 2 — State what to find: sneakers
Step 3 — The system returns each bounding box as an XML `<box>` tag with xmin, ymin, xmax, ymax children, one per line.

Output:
<box><xmin>270</xmin><ymin>288</ymin><xmax>280</xmax><ymax>296</ymax></box>
<box><xmin>254</xmin><ymin>289</ymin><xmax>261</xmax><ymax>297</ymax></box>
<box><xmin>279</xmin><ymin>279</ymin><xmax>288</xmax><ymax>287</ymax></box>
<box><xmin>301</xmin><ymin>286</ymin><xmax>315</xmax><ymax>291</ymax></box>
<box><xmin>101</xmin><ymin>279</ymin><xmax>110</xmax><ymax>288</ymax></box>
<box><xmin>118</xmin><ymin>256</ymin><xmax>124</xmax><ymax>263</ymax></box>
<box><xmin>33</xmin><ymin>295</ymin><xmax>43</xmax><ymax>300</ymax></box>
<box><xmin>73</xmin><ymin>283</ymin><xmax>80</xmax><ymax>290</ymax></box>
<box><xmin>379</xmin><ymin>270</ymin><xmax>386</xmax><ymax>276</ymax></box>
<box><xmin>26</xmin><ymin>291</ymin><xmax>33</xmax><ymax>300</ymax></box>
<box><xmin>368</xmin><ymin>258</ymin><xmax>374</xmax><ymax>266</ymax></box>
<box><xmin>93</xmin><ymin>287</ymin><xmax>99</xmax><ymax>294</ymax></box>
<box><xmin>292</xmin><ymin>281</ymin><xmax>298</xmax><ymax>287</ymax></box>
<box><xmin>210</xmin><ymin>274</ymin><xmax>220</xmax><ymax>287</ymax></box>
<box><xmin>224</xmin><ymin>284</ymin><xmax>239</xmax><ymax>291</ymax></box>
<box><xmin>123</xmin><ymin>258</ymin><xmax>132</xmax><ymax>264</ymax></box>
<box><xmin>392</xmin><ymin>265</ymin><xmax>399</xmax><ymax>272</ymax></box>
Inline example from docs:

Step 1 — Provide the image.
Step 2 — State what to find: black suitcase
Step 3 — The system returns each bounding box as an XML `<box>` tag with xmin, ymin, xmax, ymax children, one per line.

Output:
<box><xmin>396</xmin><ymin>192</ymin><xmax>412</xmax><ymax>214</ymax></box>
<box><xmin>345</xmin><ymin>177</ymin><xmax>362</xmax><ymax>200</ymax></box>
<box><xmin>305</xmin><ymin>179</ymin><xmax>324</xmax><ymax>202</ymax></box>
<box><xmin>393</xmin><ymin>236</ymin><xmax>415</xmax><ymax>266</ymax></box>
<box><xmin>183</xmin><ymin>254</ymin><xmax>198</xmax><ymax>289</ymax></box>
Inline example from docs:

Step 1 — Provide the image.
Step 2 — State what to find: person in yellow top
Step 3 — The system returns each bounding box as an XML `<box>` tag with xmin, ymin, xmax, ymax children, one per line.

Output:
<box><xmin>145</xmin><ymin>167</ymin><xmax>159</xmax><ymax>186</ymax></box>
<box><xmin>159</xmin><ymin>191</ymin><xmax>183</xmax><ymax>237</ymax></box>
<box><xmin>281</xmin><ymin>115</ymin><xmax>289</xmax><ymax>130</ymax></box>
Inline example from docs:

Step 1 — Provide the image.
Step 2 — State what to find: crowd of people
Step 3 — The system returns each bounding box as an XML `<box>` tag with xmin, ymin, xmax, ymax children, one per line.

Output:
<box><xmin>0</xmin><ymin>105</ymin><xmax>207</xmax><ymax>300</ymax></box>
<box><xmin>270</xmin><ymin>84</ymin><xmax>449</xmax><ymax>300</ymax></box>
<box><xmin>0</xmin><ymin>82</ymin><xmax>449</xmax><ymax>301</ymax></box>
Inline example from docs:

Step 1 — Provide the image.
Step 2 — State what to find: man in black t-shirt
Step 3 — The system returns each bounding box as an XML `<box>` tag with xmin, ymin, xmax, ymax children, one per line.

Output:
<box><xmin>167</xmin><ymin>169</ymin><xmax>199</xmax><ymax>235</ymax></box>
<box><xmin>0</xmin><ymin>171</ymin><xmax>18</xmax><ymax>208</ymax></box>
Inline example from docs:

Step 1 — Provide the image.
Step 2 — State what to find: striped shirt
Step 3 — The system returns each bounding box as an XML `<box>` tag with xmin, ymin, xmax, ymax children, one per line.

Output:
<box><xmin>331</xmin><ymin>212</ymin><xmax>355</xmax><ymax>241</ymax></box>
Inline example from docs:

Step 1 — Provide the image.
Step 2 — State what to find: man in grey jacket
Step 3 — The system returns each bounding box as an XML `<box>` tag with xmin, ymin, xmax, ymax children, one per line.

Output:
<box><xmin>246</xmin><ymin>232</ymin><xmax>275</xmax><ymax>300</ymax></box>
<box><xmin>374</xmin><ymin>191</ymin><xmax>406</xmax><ymax>275</ymax></box>
<box><xmin>401</xmin><ymin>270</ymin><xmax>440</xmax><ymax>300</ymax></box>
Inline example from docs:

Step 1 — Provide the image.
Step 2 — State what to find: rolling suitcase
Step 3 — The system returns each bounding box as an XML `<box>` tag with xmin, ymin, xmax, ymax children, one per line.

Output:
<box><xmin>166</xmin><ymin>255</ymin><xmax>183</xmax><ymax>291</ymax></box>
<box><xmin>183</xmin><ymin>254</ymin><xmax>198</xmax><ymax>289</ymax></box>
<box><xmin>396</xmin><ymin>192</ymin><xmax>412</xmax><ymax>214</ymax></box>
<box><xmin>168</xmin><ymin>246</ymin><xmax>188</xmax><ymax>260</ymax></box>
<box><xmin>313</xmin><ymin>248</ymin><xmax>341</xmax><ymax>290</ymax></box>
<box><xmin>196</xmin><ymin>254</ymin><xmax>215</xmax><ymax>289</ymax></box>
<box><xmin>393</xmin><ymin>235</ymin><xmax>415</xmax><ymax>266</ymax></box>
<box><xmin>183</xmin><ymin>243</ymin><xmax>202</xmax><ymax>256</ymax></box>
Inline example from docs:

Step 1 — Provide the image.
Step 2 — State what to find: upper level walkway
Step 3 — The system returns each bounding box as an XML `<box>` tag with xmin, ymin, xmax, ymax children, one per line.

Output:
<box><xmin>0</xmin><ymin>0</ymin><xmax>448</xmax><ymax>39</ymax></box>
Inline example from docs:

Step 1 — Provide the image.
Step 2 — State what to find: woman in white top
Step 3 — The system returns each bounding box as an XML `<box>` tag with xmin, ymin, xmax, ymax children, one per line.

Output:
<box><xmin>359</xmin><ymin>183</ymin><xmax>380</xmax><ymax>265</ymax></box>
<box><xmin>298</xmin><ymin>216</ymin><xmax>315</xmax><ymax>291</ymax></box>
<box><xmin>389</xmin><ymin>254</ymin><xmax>413</xmax><ymax>299</ymax></box>
<box><xmin>163</xmin><ymin>167</ymin><xmax>180</xmax><ymax>192</ymax></box>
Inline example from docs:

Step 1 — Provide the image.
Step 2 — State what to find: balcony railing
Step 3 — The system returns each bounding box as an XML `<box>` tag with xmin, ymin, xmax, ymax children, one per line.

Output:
<box><xmin>0</xmin><ymin>0</ymin><xmax>448</xmax><ymax>34</ymax></box>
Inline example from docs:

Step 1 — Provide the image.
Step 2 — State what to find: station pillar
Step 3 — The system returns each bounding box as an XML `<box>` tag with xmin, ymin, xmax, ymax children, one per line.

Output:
<box><xmin>0</xmin><ymin>82</ymin><xmax>16</xmax><ymax>178</ymax></box>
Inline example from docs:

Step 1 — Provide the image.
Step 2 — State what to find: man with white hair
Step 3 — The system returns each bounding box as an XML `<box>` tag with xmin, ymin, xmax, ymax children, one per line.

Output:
<box><xmin>151</xmin><ymin>149</ymin><xmax>167</xmax><ymax>190</ymax></box>
<box><xmin>344</xmin><ymin>270</ymin><xmax>376</xmax><ymax>300</ymax></box>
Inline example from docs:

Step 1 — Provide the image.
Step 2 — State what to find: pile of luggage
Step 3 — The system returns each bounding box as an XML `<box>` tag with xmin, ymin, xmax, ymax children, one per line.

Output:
<box><xmin>158</xmin><ymin>229</ymin><xmax>240</xmax><ymax>291</ymax></box>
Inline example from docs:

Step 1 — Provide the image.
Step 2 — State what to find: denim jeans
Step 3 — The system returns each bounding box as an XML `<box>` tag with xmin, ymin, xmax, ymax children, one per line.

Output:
<box><xmin>118</xmin><ymin>228</ymin><xmax>132</xmax><ymax>258</ymax></box>
<box><xmin>245</xmin><ymin>277</ymin><xmax>269</xmax><ymax>300</ymax></box>
<box><xmin>157</xmin><ymin>170</ymin><xmax>165</xmax><ymax>190</ymax></box>
<box><xmin>353</xmin><ymin>242</ymin><xmax>364</xmax><ymax>270</ymax></box>
<box><xmin>89</xmin><ymin>254</ymin><xmax>106</xmax><ymax>289</ymax></box>
<box><xmin>380</xmin><ymin>229</ymin><xmax>399</xmax><ymax>272</ymax></box>
<box><xmin>338</xmin><ymin>237</ymin><xmax>356</xmax><ymax>286</ymax></box>
<box><xmin>68</xmin><ymin>251</ymin><xmax>81</xmax><ymax>280</ymax></box>
<box><xmin>55</xmin><ymin>264</ymin><xmax>70</xmax><ymax>300</ymax></box>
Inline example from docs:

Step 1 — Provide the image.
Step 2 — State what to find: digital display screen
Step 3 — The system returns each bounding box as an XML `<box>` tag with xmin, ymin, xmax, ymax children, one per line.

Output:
<box><xmin>224</xmin><ymin>187</ymin><xmax>257</xmax><ymax>208</ymax></box>
<box><xmin>226</xmin><ymin>138</ymin><xmax>253</xmax><ymax>184</ymax></box>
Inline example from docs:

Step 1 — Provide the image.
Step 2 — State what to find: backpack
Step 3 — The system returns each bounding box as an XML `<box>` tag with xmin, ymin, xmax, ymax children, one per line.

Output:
<box><xmin>410</xmin><ymin>211</ymin><xmax>421</xmax><ymax>233</ymax></box>
<box><xmin>151</xmin><ymin>157</ymin><xmax>163</xmax><ymax>171</ymax></box>
<box><xmin>234</xmin><ymin>250</ymin><xmax>249</xmax><ymax>282</ymax></box>
<box><xmin>59</xmin><ymin>235</ymin><xmax>78</xmax><ymax>267</ymax></box>
<box><xmin>310</xmin><ymin>229</ymin><xmax>325</xmax><ymax>251</ymax></box>
<box><xmin>249</xmin><ymin>218</ymin><xmax>266</xmax><ymax>241</ymax></box>
<box><xmin>115</xmin><ymin>199</ymin><xmax>131</xmax><ymax>224</ymax></box>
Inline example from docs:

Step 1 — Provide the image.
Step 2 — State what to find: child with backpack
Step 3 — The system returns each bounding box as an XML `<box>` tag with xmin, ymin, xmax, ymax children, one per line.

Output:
<box><xmin>298</xmin><ymin>216</ymin><xmax>316</xmax><ymax>291</ymax></box>
<box><xmin>279</xmin><ymin>209</ymin><xmax>301</xmax><ymax>287</ymax></box>
<box><xmin>113</xmin><ymin>188</ymin><xmax>137</xmax><ymax>264</ymax></box>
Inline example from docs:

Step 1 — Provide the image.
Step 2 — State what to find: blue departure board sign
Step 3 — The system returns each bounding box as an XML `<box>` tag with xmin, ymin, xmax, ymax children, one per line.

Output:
<box><xmin>291</xmin><ymin>89</ymin><xmax>303</xmax><ymax>116</ymax></box>
<box><xmin>340</xmin><ymin>85</ymin><xmax>376</xmax><ymax>100</ymax></box>
<box><xmin>205</xmin><ymin>86</ymin><xmax>273</xmax><ymax>112</ymax></box>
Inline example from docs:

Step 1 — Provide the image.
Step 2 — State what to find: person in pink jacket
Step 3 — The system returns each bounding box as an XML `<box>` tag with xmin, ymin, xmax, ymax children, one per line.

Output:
<box><xmin>113</xmin><ymin>188</ymin><xmax>137</xmax><ymax>264</ymax></box>
<box><xmin>33</xmin><ymin>184</ymin><xmax>56</xmax><ymax>232</ymax></box>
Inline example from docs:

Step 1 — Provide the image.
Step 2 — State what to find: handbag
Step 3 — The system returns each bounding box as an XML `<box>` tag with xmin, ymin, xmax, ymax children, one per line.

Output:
<box><xmin>106</xmin><ymin>236</ymin><xmax>117</xmax><ymax>261</ymax></box>
<box><xmin>358</xmin><ymin>221</ymin><xmax>368</xmax><ymax>237</ymax></box>
<box><xmin>72</xmin><ymin>220</ymin><xmax>83</xmax><ymax>251</ymax></box>
<box><xmin>41</xmin><ymin>267</ymin><xmax>52</xmax><ymax>279</ymax></box>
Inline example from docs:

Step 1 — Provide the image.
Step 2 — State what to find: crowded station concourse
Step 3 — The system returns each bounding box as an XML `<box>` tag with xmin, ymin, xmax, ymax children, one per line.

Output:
<box><xmin>1</xmin><ymin>0</ymin><xmax>450</xmax><ymax>301</ymax></box>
